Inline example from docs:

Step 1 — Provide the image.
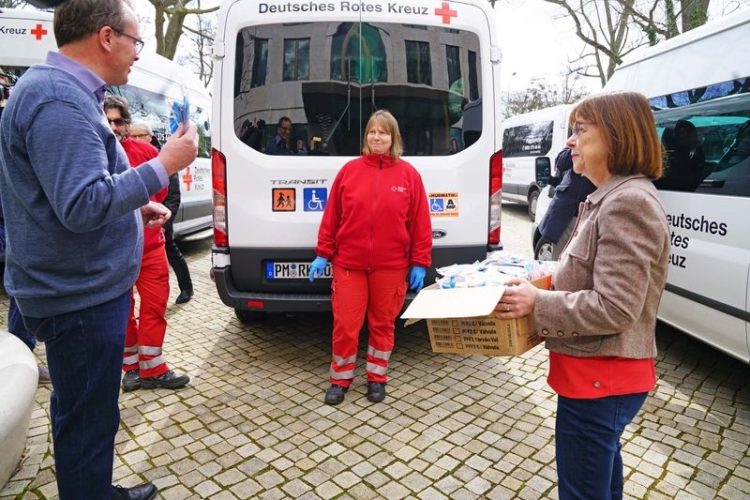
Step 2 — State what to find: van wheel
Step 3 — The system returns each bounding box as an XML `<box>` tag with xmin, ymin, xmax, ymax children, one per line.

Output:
<box><xmin>534</xmin><ymin>238</ymin><xmax>556</xmax><ymax>261</ymax></box>
<box><xmin>235</xmin><ymin>309</ymin><xmax>268</xmax><ymax>324</ymax></box>
<box><xmin>528</xmin><ymin>189</ymin><xmax>539</xmax><ymax>221</ymax></box>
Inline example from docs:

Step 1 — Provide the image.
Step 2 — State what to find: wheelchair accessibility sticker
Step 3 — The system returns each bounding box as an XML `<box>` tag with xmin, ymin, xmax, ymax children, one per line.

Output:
<box><xmin>303</xmin><ymin>188</ymin><xmax>327</xmax><ymax>212</ymax></box>
<box><xmin>429</xmin><ymin>192</ymin><xmax>459</xmax><ymax>217</ymax></box>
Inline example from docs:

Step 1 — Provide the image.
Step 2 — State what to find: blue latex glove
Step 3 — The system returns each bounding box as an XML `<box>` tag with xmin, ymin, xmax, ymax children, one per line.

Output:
<box><xmin>409</xmin><ymin>266</ymin><xmax>427</xmax><ymax>291</ymax></box>
<box><xmin>309</xmin><ymin>256</ymin><xmax>329</xmax><ymax>282</ymax></box>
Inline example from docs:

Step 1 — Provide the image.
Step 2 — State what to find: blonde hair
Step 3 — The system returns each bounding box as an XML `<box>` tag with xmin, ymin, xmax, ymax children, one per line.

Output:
<box><xmin>129</xmin><ymin>121</ymin><xmax>153</xmax><ymax>137</ymax></box>
<box><xmin>362</xmin><ymin>110</ymin><xmax>404</xmax><ymax>160</ymax></box>
<box><xmin>570</xmin><ymin>92</ymin><xmax>663</xmax><ymax>179</ymax></box>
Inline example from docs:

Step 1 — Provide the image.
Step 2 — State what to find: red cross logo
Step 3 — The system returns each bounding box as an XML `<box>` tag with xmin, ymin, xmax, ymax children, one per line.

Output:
<box><xmin>30</xmin><ymin>24</ymin><xmax>48</xmax><ymax>41</ymax></box>
<box><xmin>435</xmin><ymin>2</ymin><xmax>457</xmax><ymax>25</ymax></box>
<box><xmin>182</xmin><ymin>167</ymin><xmax>193</xmax><ymax>191</ymax></box>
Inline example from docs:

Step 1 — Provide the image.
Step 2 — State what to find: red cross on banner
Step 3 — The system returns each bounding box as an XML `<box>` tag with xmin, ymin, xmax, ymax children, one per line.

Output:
<box><xmin>435</xmin><ymin>2</ymin><xmax>457</xmax><ymax>25</ymax></box>
<box><xmin>30</xmin><ymin>24</ymin><xmax>48</xmax><ymax>41</ymax></box>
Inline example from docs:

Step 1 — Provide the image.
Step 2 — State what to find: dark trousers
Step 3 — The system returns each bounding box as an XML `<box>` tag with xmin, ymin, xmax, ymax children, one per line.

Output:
<box><xmin>23</xmin><ymin>292</ymin><xmax>131</xmax><ymax>500</ymax></box>
<box><xmin>9</xmin><ymin>295</ymin><xmax>35</xmax><ymax>351</ymax></box>
<box><xmin>164</xmin><ymin>222</ymin><xmax>192</xmax><ymax>293</ymax></box>
<box><xmin>555</xmin><ymin>392</ymin><xmax>648</xmax><ymax>500</ymax></box>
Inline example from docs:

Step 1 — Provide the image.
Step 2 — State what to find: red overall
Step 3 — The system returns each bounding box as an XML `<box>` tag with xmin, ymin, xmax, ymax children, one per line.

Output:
<box><xmin>316</xmin><ymin>153</ymin><xmax>432</xmax><ymax>386</ymax></box>
<box><xmin>120</xmin><ymin>138</ymin><xmax>171</xmax><ymax>378</ymax></box>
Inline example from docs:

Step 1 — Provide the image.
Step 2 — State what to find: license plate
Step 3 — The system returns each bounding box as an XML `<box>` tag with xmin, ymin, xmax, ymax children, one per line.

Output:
<box><xmin>266</xmin><ymin>261</ymin><xmax>332</xmax><ymax>280</ymax></box>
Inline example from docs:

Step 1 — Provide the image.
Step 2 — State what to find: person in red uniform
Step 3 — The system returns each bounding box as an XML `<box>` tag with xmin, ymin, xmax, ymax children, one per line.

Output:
<box><xmin>494</xmin><ymin>92</ymin><xmax>669</xmax><ymax>499</ymax></box>
<box><xmin>309</xmin><ymin>109</ymin><xmax>432</xmax><ymax>405</ymax></box>
<box><xmin>104</xmin><ymin>96</ymin><xmax>190</xmax><ymax>391</ymax></box>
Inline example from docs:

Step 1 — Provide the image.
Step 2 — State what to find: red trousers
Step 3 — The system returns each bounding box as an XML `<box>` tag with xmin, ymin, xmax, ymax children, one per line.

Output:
<box><xmin>329</xmin><ymin>265</ymin><xmax>407</xmax><ymax>387</ymax></box>
<box><xmin>123</xmin><ymin>245</ymin><xmax>170</xmax><ymax>378</ymax></box>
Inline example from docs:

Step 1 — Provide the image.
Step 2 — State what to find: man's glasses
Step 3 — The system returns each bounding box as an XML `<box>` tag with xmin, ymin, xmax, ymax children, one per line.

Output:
<box><xmin>112</xmin><ymin>28</ymin><xmax>145</xmax><ymax>55</ymax></box>
<box><xmin>108</xmin><ymin>118</ymin><xmax>130</xmax><ymax>126</ymax></box>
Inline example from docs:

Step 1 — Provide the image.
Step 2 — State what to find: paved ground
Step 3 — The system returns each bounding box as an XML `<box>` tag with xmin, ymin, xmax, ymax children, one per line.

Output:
<box><xmin>2</xmin><ymin>203</ymin><xmax>750</xmax><ymax>499</ymax></box>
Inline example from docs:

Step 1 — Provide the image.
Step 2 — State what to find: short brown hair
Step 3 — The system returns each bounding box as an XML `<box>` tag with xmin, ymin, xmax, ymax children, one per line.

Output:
<box><xmin>103</xmin><ymin>94</ymin><xmax>131</xmax><ymax>122</ymax></box>
<box><xmin>54</xmin><ymin>0</ymin><xmax>133</xmax><ymax>47</ymax></box>
<box><xmin>362</xmin><ymin>110</ymin><xmax>404</xmax><ymax>160</ymax></box>
<box><xmin>570</xmin><ymin>92</ymin><xmax>663</xmax><ymax>179</ymax></box>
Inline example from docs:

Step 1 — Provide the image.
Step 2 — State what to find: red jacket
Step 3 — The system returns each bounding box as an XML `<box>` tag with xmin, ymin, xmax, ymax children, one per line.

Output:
<box><xmin>121</xmin><ymin>137</ymin><xmax>167</xmax><ymax>253</ymax></box>
<box><xmin>316</xmin><ymin>153</ymin><xmax>432</xmax><ymax>270</ymax></box>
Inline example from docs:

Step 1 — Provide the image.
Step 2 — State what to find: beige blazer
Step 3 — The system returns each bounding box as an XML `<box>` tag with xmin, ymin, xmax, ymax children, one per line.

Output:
<box><xmin>534</xmin><ymin>175</ymin><xmax>670</xmax><ymax>359</ymax></box>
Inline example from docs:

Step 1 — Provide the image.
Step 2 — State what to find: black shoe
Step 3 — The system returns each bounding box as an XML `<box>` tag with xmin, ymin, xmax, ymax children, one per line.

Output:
<box><xmin>122</xmin><ymin>370</ymin><xmax>141</xmax><ymax>392</ymax></box>
<box><xmin>175</xmin><ymin>289</ymin><xmax>193</xmax><ymax>304</ymax></box>
<box><xmin>112</xmin><ymin>482</ymin><xmax>158</xmax><ymax>500</ymax></box>
<box><xmin>324</xmin><ymin>384</ymin><xmax>347</xmax><ymax>405</ymax></box>
<box><xmin>366</xmin><ymin>382</ymin><xmax>386</xmax><ymax>403</ymax></box>
<box><xmin>140</xmin><ymin>369</ymin><xmax>190</xmax><ymax>390</ymax></box>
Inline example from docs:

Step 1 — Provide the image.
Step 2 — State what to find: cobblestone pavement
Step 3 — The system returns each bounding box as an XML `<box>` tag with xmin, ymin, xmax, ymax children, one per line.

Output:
<box><xmin>2</xmin><ymin>204</ymin><xmax>750</xmax><ymax>499</ymax></box>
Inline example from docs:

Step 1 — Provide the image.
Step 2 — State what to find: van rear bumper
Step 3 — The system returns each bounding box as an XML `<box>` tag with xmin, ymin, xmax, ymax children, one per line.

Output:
<box><xmin>213</xmin><ymin>267</ymin><xmax>335</xmax><ymax>312</ymax></box>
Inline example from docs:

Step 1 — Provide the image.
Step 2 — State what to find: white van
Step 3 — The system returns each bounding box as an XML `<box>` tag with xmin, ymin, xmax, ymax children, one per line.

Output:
<box><xmin>210</xmin><ymin>0</ymin><xmax>504</xmax><ymax>322</ymax></box>
<box><xmin>535</xmin><ymin>8</ymin><xmax>750</xmax><ymax>363</ymax></box>
<box><xmin>0</xmin><ymin>8</ymin><xmax>213</xmax><ymax>238</ymax></box>
<box><xmin>500</xmin><ymin>104</ymin><xmax>570</xmax><ymax>220</ymax></box>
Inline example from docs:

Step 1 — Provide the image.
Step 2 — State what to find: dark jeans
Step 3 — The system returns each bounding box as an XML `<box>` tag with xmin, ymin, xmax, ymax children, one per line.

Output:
<box><xmin>556</xmin><ymin>392</ymin><xmax>648</xmax><ymax>500</ymax></box>
<box><xmin>24</xmin><ymin>292</ymin><xmax>131</xmax><ymax>500</ymax></box>
<box><xmin>9</xmin><ymin>295</ymin><xmax>35</xmax><ymax>351</ymax></box>
<box><xmin>164</xmin><ymin>222</ymin><xmax>192</xmax><ymax>293</ymax></box>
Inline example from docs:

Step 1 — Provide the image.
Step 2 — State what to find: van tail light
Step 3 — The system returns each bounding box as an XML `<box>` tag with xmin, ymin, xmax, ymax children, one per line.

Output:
<box><xmin>488</xmin><ymin>150</ymin><xmax>503</xmax><ymax>246</ymax></box>
<box><xmin>211</xmin><ymin>148</ymin><xmax>228</xmax><ymax>247</ymax></box>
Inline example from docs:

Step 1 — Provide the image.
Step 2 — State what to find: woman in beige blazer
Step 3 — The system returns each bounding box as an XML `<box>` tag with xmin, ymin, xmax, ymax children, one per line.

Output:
<box><xmin>495</xmin><ymin>92</ymin><xmax>670</xmax><ymax>499</ymax></box>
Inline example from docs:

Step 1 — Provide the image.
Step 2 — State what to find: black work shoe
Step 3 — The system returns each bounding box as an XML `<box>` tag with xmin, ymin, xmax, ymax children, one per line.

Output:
<box><xmin>121</xmin><ymin>370</ymin><xmax>141</xmax><ymax>392</ymax></box>
<box><xmin>140</xmin><ymin>370</ymin><xmax>190</xmax><ymax>390</ymax></box>
<box><xmin>366</xmin><ymin>382</ymin><xmax>386</xmax><ymax>403</ymax></box>
<box><xmin>175</xmin><ymin>289</ymin><xmax>193</xmax><ymax>304</ymax></box>
<box><xmin>112</xmin><ymin>482</ymin><xmax>158</xmax><ymax>500</ymax></box>
<box><xmin>324</xmin><ymin>384</ymin><xmax>347</xmax><ymax>405</ymax></box>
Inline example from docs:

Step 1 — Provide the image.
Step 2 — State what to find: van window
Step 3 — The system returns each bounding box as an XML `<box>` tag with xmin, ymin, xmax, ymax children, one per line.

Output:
<box><xmin>109</xmin><ymin>85</ymin><xmax>212</xmax><ymax>159</ymax></box>
<box><xmin>233</xmin><ymin>22</ymin><xmax>482</xmax><ymax>157</ymax></box>
<box><xmin>502</xmin><ymin>121</ymin><xmax>554</xmax><ymax>158</ymax></box>
<box><xmin>652</xmin><ymin>82</ymin><xmax>750</xmax><ymax>197</ymax></box>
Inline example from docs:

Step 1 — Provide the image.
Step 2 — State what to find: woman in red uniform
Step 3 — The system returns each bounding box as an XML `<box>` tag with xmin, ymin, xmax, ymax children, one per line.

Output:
<box><xmin>310</xmin><ymin>110</ymin><xmax>432</xmax><ymax>405</ymax></box>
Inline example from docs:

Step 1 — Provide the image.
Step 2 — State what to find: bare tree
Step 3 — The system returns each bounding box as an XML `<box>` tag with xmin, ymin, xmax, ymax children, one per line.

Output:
<box><xmin>502</xmin><ymin>69</ymin><xmax>589</xmax><ymax>118</ymax></box>
<box><xmin>147</xmin><ymin>0</ymin><xmax>218</xmax><ymax>60</ymax></box>
<box><xmin>177</xmin><ymin>11</ymin><xmax>214</xmax><ymax>87</ymax></box>
<box><xmin>0</xmin><ymin>0</ymin><xmax>28</xmax><ymax>7</ymax></box>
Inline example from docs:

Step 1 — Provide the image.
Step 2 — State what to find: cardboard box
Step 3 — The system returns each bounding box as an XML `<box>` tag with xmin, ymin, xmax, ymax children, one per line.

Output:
<box><xmin>401</xmin><ymin>275</ymin><xmax>552</xmax><ymax>356</ymax></box>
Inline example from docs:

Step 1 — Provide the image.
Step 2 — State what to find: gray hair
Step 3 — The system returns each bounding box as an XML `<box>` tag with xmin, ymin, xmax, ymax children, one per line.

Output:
<box><xmin>54</xmin><ymin>0</ymin><xmax>134</xmax><ymax>47</ymax></box>
<box><xmin>103</xmin><ymin>94</ymin><xmax>131</xmax><ymax>122</ymax></box>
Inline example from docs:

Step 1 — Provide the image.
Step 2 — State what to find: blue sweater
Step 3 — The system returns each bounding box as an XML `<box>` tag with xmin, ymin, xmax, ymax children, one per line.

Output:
<box><xmin>0</xmin><ymin>64</ymin><xmax>164</xmax><ymax>317</ymax></box>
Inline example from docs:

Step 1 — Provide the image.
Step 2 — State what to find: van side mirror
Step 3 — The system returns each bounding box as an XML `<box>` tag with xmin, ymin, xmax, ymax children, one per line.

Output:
<box><xmin>535</xmin><ymin>157</ymin><xmax>551</xmax><ymax>188</ymax></box>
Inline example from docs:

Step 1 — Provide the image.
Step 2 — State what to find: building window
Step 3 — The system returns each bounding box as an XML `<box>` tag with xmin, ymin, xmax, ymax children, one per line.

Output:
<box><xmin>330</xmin><ymin>23</ymin><xmax>387</xmax><ymax>83</ymax></box>
<box><xmin>283</xmin><ymin>38</ymin><xmax>310</xmax><ymax>81</ymax></box>
<box><xmin>406</xmin><ymin>40</ymin><xmax>431</xmax><ymax>85</ymax></box>
<box><xmin>446</xmin><ymin>45</ymin><xmax>461</xmax><ymax>88</ymax></box>
<box><xmin>468</xmin><ymin>50</ymin><xmax>479</xmax><ymax>100</ymax></box>
<box><xmin>251</xmin><ymin>38</ymin><xmax>268</xmax><ymax>88</ymax></box>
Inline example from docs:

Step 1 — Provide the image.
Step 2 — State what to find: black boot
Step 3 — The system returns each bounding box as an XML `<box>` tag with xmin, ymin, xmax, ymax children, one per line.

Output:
<box><xmin>175</xmin><ymin>287</ymin><xmax>193</xmax><ymax>304</ymax></box>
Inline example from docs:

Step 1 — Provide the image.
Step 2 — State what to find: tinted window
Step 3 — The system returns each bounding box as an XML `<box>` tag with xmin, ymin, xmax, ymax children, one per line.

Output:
<box><xmin>651</xmin><ymin>79</ymin><xmax>750</xmax><ymax>197</ymax></box>
<box><xmin>233</xmin><ymin>22</ymin><xmax>483</xmax><ymax>157</ymax></box>
<box><xmin>502</xmin><ymin>121</ymin><xmax>554</xmax><ymax>158</ymax></box>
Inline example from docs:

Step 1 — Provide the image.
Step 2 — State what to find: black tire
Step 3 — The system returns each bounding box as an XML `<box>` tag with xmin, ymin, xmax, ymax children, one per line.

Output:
<box><xmin>534</xmin><ymin>237</ymin><xmax>556</xmax><ymax>261</ymax></box>
<box><xmin>234</xmin><ymin>309</ymin><xmax>268</xmax><ymax>324</ymax></box>
<box><xmin>527</xmin><ymin>189</ymin><xmax>540</xmax><ymax>221</ymax></box>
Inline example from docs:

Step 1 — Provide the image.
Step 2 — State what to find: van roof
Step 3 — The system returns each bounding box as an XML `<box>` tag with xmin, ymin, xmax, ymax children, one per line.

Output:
<box><xmin>605</xmin><ymin>8</ymin><xmax>750</xmax><ymax>98</ymax></box>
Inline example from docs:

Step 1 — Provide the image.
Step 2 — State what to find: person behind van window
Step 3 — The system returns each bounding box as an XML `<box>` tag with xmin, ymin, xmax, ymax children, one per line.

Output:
<box><xmin>537</xmin><ymin>148</ymin><xmax>596</xmax><ymax>259</ymax></box>
<box><xmin>266</xmin><ymin>116</ymin><xmax>293</xmax><ymax>155</ymax></box>
<box><xmin>655</xmin><ymin>120</ymin><xmax>706</xmax><ymax>192</ymax></box>
<box><xmin>0</xmin><ymin>1</ymin><xmax>198</xmax><ymax>499</ymax></box>
<box><xmin>130</xmin><ymin>120</ymin><xmax>160</xmax><ymax>149</ymax></box>
<box><xmin>494</xmin><ymin>92</ymin><xmax>669</xmax><ymax>500</ymax></box>
<box><xmin>104</xmin><ymin>95</ymin><xmax>191</xmax><ymax>391</ymax></box>
<box><xmin>309</xmin><ymin>110</ymin><xmax>432</xmax><ymax>405</ymax></box>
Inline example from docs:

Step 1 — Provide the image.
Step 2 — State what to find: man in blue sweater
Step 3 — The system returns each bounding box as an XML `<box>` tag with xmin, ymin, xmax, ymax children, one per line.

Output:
<box><xmin>0</xmin><ymin>1</ymin><xmax>198</xmax><ymax>499</ymax></box>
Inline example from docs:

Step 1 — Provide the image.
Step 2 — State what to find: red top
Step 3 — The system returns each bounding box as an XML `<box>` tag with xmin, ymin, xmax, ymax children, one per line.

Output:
<box><xmin>548</xmin><ymin>352</ymin><xmax>656</xmax><ymax>399</ymax></box>
<box><xmin>316</xmin><ymin>153</ymin><xmax>432</xmax><ymax>270</ymax></box>
<box><xmin>120</xmin><ymin>137</ymin><xmax>167</xmax><ymax>253</ymax></box>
